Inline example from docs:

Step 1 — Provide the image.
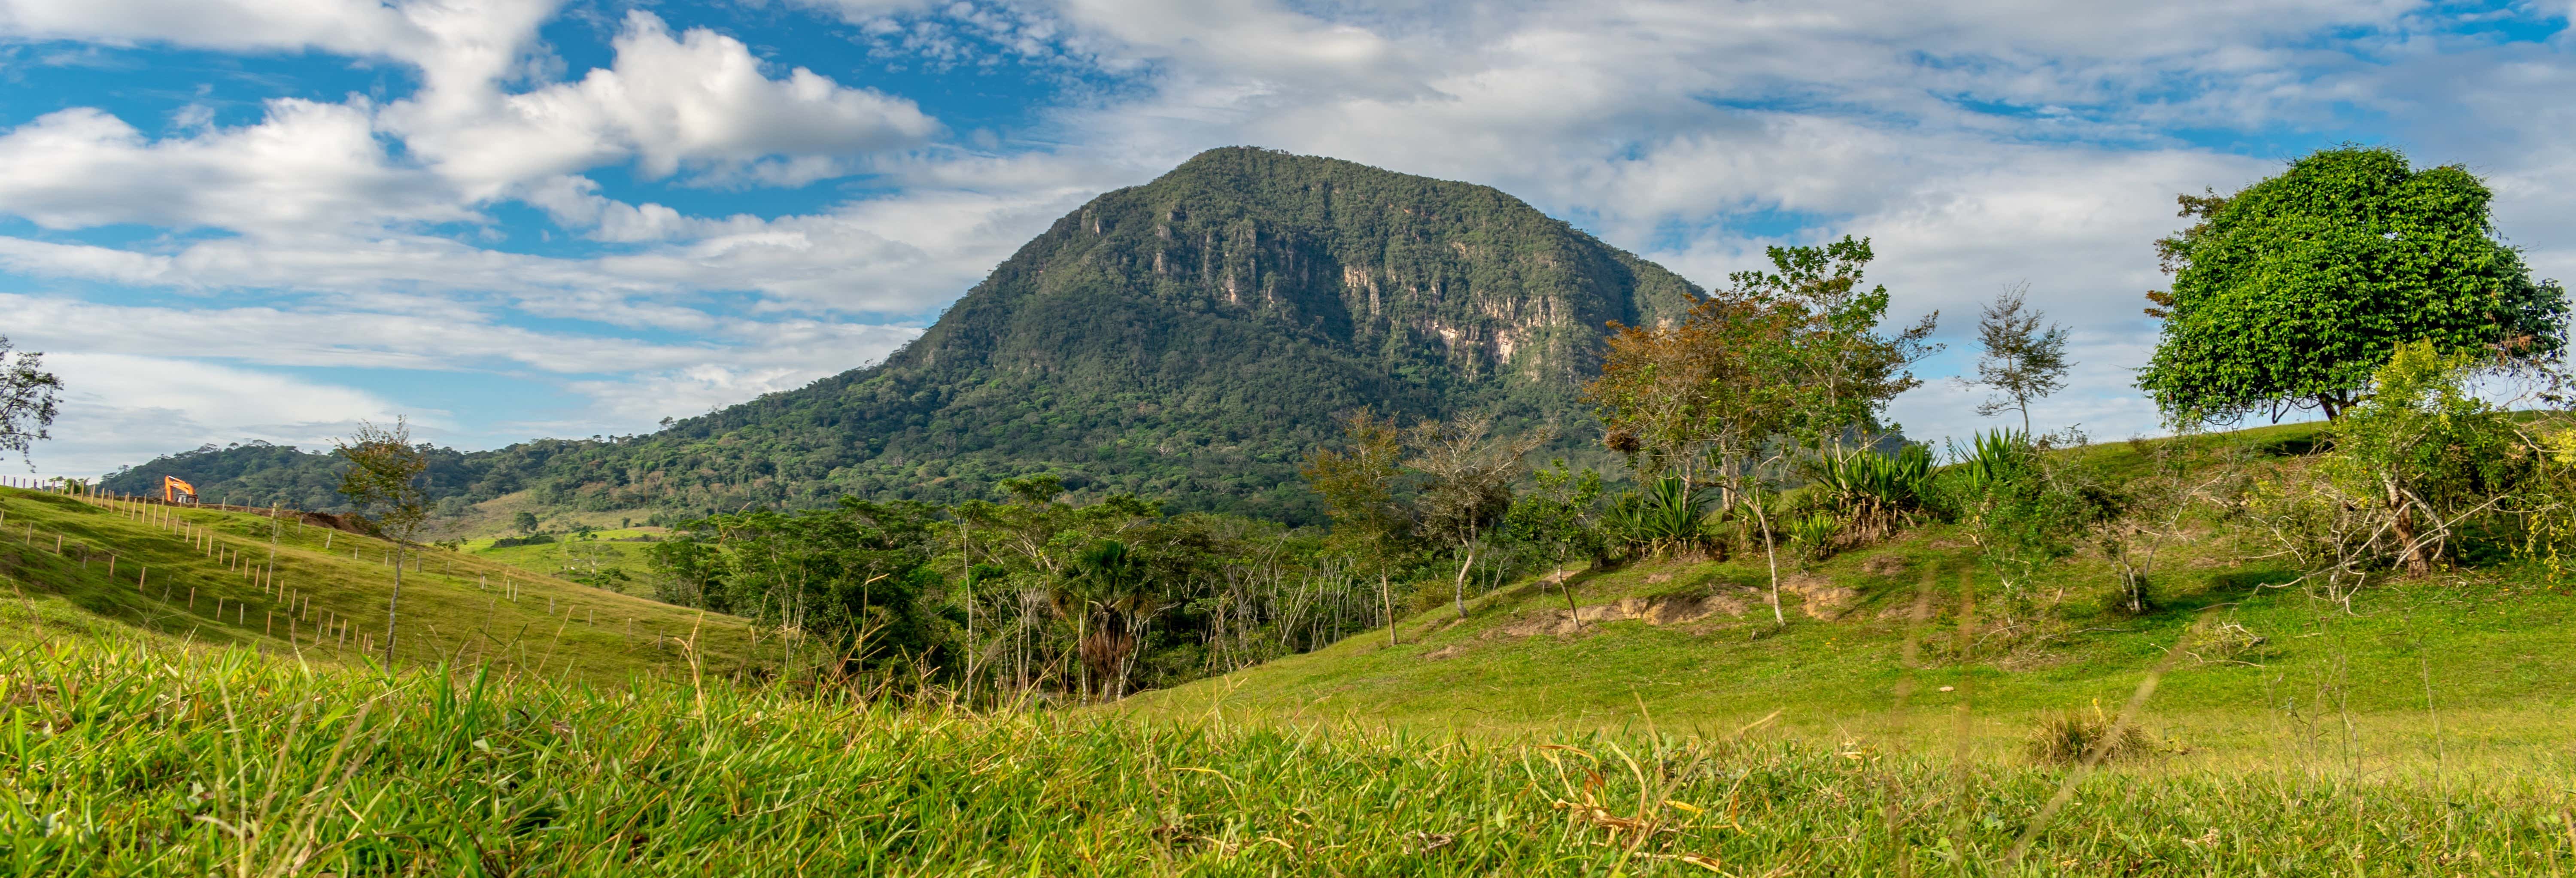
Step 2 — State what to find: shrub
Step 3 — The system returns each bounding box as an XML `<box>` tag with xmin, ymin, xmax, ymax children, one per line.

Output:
<box><xmin>1784</xmin><ymin>512</ymin><xmax>1840</xmax><ymax>560</ymax></box>
<box><xmin>2186</xmin><ymin>621</ymin><xmax>2271</xmax><ymax>665</ymax></box>
<box><xmin>1605</xmin><ymin>476</ymin><xmax>1722</xmax><ymax>558</ymax></box>
<box><xmin>1808</xmin><ymin>444</ymin><xmax>1935</xmax><ymax>544</ymax></box>
<box><xmin>2025</xmin><ymin>705</ymin><xmax>2161</xmax><ymax>765</ymax></box>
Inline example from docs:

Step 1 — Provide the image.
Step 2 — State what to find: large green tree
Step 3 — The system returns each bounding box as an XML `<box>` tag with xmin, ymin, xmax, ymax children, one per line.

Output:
<box><xmin>2139</xmin><ymin>146</ymin><xmax>2567</xmax><ymax>422</ymax></box>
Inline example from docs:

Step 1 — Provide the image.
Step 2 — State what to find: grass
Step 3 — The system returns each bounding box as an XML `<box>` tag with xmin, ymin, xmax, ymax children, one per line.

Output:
<box><xmin>459</xmin><ymin>530</ymin><xmax>664</xmax><ymax>597</ymax></box>
<box><xmin>0</xmin><ymin>486</ymin><xmax>755</xmax><ymax>684</ymax></box>
<box><xmin>5</xmin><ymin>630</ymin><xmax>2572</xmax><ymax>875</ymax></box>
<box><xmin>1121</xmin><ymin>521</ymin><xmax>2576</xmax><ymax>767</ymax></box>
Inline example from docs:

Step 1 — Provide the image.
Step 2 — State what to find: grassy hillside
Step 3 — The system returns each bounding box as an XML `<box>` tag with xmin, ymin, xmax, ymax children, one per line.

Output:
<box><xmin>1125</xmin><ymin>424</ymin><xmax>2576</xmax><ymax>767</ymax></box>
<box><xmin>458</xmin><ymin>528</ymin><xmax>665</xmax><ymax>597</ymax></box>
<box><xmin>0</xmin><ymin>486</ymin><xmax>755</xmax><ymax>684</ymax></box>
<box><xmin>8</xmin><ymin>625</ymin><xmax>2569</xmax><ymax>875</ymax></box>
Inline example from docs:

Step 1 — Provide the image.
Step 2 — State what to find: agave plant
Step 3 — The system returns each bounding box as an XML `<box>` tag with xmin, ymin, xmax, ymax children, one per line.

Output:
<box><xmin>1784</xmin><ymin>512</ymin><xmax>1842</xmax><ymax>560</ymax></box>
<box><xmin>1953</xmin><ymin>428</ymin><xmax>2036</xmax><ymax>491</ymax></box>
<box><xmin>1607</xmin><ymin>476</ymin><xmax>1716</xmax><ymax>557</ymax></box>
<box><xmin>1811</xmin><ymin>443</ymin><xmax>1935</xmax><ymax>544</ymax></box>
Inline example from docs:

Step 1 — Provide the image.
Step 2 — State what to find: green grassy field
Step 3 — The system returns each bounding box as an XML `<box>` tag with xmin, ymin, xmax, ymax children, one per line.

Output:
<box><xmin>458</xmin><ymin>529</ymin><xmax>665</xmax><ymax>597</ymax></box>
<box><xmin>10</xmin><ymin>422</ymin><xmax>2576</xmax><ymax>875</ymax></box>
<box><xmin>1122</xmin><ymin>424</ymin><xmax>2576</xmax><ymax>770</ymax></box>
<box><xmin>6</xmin><ymin>630</ymin><xmax>2570</xmax><ymax>875</ymax></box>
<box><xmin>0</xmin><ymin>486</ymin><xmax>754</xmax><ymax>684</ymax></box>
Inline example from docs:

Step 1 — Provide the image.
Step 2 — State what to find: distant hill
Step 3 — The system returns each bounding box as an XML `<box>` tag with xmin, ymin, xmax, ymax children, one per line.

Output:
<box><xmin>102</xmin><ymin>147</ymin><xmax>1703</xmax><ymax>523</ymax></box>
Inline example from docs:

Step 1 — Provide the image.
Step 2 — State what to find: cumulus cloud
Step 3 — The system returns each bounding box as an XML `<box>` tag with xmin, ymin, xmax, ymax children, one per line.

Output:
<box><xmin>0</xmin><ymin>0</ymin><xmax>440</xmax><ymax>58</ymax></box>
<box><xmin>386</xmin><ymin>10</ymin><xmax>940</xmax><ymax>194</ymax></box>
<box><xmin>0</xmin><ymin>100</ymin><xmax>468</xmax><ymax>234</ymax></box>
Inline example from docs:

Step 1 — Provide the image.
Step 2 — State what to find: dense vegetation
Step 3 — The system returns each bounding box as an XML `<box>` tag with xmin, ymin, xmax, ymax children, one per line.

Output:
<box><xmin>102</xmin><ymin>147</ymin><xmax>1703</xmax><ymax>523</ymax></box>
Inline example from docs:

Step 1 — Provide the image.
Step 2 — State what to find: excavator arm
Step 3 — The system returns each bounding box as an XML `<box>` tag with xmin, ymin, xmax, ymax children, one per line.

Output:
<box><xmin>163</xmin><ymin>475</ymin><xmax>197</xmax><ymax>505</ymax></box>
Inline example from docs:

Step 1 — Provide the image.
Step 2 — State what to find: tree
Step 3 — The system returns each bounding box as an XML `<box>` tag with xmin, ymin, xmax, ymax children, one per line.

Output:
<box><xmin>2139</xmin><ymin>146</ymin><xmax>2569</xmax><ymax>423</ymax></box>
<box><xmin>1504</xmin><ymin>461</ymin><xmax>1603</xmax><ymax>621</ymax></box>
<box><xmin>1961</xmin><ymin>283</ymin><xmax>2071</xmax><ymax>434</ymax></box>
<box><xmin>513</xmin><ymin>510</ymin><xmax>541</xmax><ymax>536</ymax></box>
<box><xmin>0</xmin><ymin>335</ymin><xmax>62</xmax><ymax>468</ymax></box>
<box><xmin>1590</xmin><ymin>290</ymin><xmax>1810</xmax><ymax>623</ymax></box>
<box><xmin>1301</xmin><ymin>410</ymin><xmax>1414</xmax><ymax>644</ymax></box>
<box><xmin>1406</xmin><ymin>412</ymin><xmax>1552</xmax><ymax>621</ymax></box>
<box><xmin>1588</xmin><ymin>293</ymin><xmax>1807</xmax><ymax>499</ymax></box>
<box><xmin>1723</xmin><ymin>235</ymin><xmax>1941</xmax><ymax>448</ymax></box>
<box><xmin>337</xmin><ymin>418</ymin><xmax>429</xmax><ymax>662</ymax></box>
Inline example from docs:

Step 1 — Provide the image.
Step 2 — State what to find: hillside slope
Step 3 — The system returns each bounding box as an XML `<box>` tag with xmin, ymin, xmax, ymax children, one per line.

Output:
<box><xmin>1122</xmin><ymin>427</ymin><xmax>2576</xmax><ymax>763</ymax></box>
<box><xmin>0</xmin><ymin>486</ymin><xmax>755</xmax><ymax>683</ymax></box>
<box><xmin>103</xmin><ymin>147</ymin><xmax>1704</xmax><ymax>523</ymax></box>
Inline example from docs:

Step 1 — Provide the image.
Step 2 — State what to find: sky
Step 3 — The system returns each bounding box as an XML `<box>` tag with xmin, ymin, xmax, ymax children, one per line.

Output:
<box><xmin>0</xmin><ymin>0</ymin><xmax>2571</xmax><ymax>479</ymax></box>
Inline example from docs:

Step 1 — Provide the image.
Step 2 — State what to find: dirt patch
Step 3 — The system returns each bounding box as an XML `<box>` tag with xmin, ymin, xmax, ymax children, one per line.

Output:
<box><xmin>1779</xmin><ymin>574</ymin><xmax>1860</xmax><ymax>620</ymax></box>
<box><xmin>1644</xmin><ymin>573</ymin><xmax>1673</xmax><ymax>584</ymax></box>
<box><xmin>299</xmin><ymin>511</ymin><xmax>372</xmax><ymax>535</ymax></box>
<box><xmin>1422</xmin><ymin>644</ymin><xmax>1467</xmax><ymax>661</ymax></box>
<box><xmin>1859</xmin><ymin>554</ymin><xmax>1910</xmax><ymax>577</ymax></box>
<box><xmin>1495</xmin><ymin>592</ymin><xmax>1756</xmax><ymax>637</ymax></box>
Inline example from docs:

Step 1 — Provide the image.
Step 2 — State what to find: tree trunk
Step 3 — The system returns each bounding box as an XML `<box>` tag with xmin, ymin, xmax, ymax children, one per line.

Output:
<box><xmin>1380</xmin><ymin>571</ymin><xmax>1398</xmax><ymax>646</ymax></box>
<box><xmin>386</xmin><ymin>543</ymin><xmax>402</xmax><ymax>662</ymax></box>
<box><xmin>2387</xmin><ymin>480</ymin><xmax>2433</xmax><ymax>576</ymax></box>
<box><xmin>1557</xmin><ymin>562</ymin><xmax>1580</xmax><ymax>627</ymax></box>
<box><xmin>1452</xmin><ymin>545</ymin><xmax>1477</xmax><ymax>621</ymax></box>
<box><xmin>1756</xmin><ymin>508</ymin><xmax>1785</xmax><ymax>626</ymax></box>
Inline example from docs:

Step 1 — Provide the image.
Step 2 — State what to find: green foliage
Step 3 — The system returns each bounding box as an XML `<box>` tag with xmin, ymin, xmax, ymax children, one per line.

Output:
<box><xmin>1782</xmin><ymin>512</ymin><xmax>1840</xmax><ymax>561</ymax></box>
<box><xmin>651</xmin><ymin>498</ymin><xmax>950</xmax><ymax>678</ymax></box>
<box><xmin>0</xmin><ymin>333</ymin><xmax>61</xmax><ymax>466</ymax></box>
<box><xmin>1807</xmin><ymin>443</ymin><xmax>1935</xmax><ymax>544</ymax></box>
<box><xmin>2139</xmin><ymin>145</ymin><xmax>2569</xmax><ymax>422</ymax></box>
<box><xmin>1720</xmin><ymin>235</ymin><xmax>1941</xmax><ymax>446</ymax></box>
<box><xmin>104</xmin><ymin>148</ymin><xmax>1701</xmax><ymax>525</ymax></box>
<box><xmin>1604</xmin><ymin>475</ymin><xmax>1716</xmax><ymax>558</ymax></box>
<box><xmin>2024</xmin><ymin>705</ymin><xmax>2160</xmax><ymax>765</ymax></box>
<box><xmin>1500</xmin><ymin>461</ymin><xmax>1604</xmax><ymax>572</ymax></box>
<box><xmin>1944</xmin><ymin>430</ymin><xmax>2120</xmax><ymax>602</ymax></box>
<box><xmin>2309</xmin><ymin>340</ymin><xmax>2525</xmax><ymax>576</ymax></box>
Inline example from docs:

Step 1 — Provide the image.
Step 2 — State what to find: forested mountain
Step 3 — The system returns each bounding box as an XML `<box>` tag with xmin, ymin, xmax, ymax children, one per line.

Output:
<box><xmin>101</xmin><ymin>148</ymin><xmax>1703</xmax><ymax>523</ymax></box>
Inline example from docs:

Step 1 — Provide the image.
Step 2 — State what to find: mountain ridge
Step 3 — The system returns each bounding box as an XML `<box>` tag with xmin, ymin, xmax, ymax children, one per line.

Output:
<box><xmin>102</xmin><ymin>147</ymin><xmax>1704</xmax><ymax>523</ymax></box>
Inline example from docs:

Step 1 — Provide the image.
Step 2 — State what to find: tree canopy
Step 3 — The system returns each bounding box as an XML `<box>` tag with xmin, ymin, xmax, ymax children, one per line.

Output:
<box><xmin>2139</xmin><ymin>145</ymin><xmax>2567</xmax><ymax>423</ymax></box>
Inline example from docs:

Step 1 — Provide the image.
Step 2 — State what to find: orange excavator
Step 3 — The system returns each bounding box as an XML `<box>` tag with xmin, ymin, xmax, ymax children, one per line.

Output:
<box><xmin>162</xmin><ymin>475</ymin><xmax>198</xmax><ymax>505</ymax></box>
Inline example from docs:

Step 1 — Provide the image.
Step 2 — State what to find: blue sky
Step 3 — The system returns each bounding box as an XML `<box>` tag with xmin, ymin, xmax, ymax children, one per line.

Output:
<box><xmin>1</xmin><ymin>0</ymin><xmax>2571</xmax><ymax>477</ymax></box>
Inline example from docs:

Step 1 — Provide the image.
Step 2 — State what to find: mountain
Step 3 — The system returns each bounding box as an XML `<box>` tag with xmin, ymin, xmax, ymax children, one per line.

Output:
<box><xmin>101</xmin><ymin>147</ymin><xmax>1704</xmax><ymax>523</ymax></box>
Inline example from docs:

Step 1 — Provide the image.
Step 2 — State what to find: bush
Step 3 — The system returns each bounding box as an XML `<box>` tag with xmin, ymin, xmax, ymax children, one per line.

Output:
<box><xmin>2186</xmin><ymin>621</ymin><xmax>2271</xmax><ymax>665</ymax></box>
<box><xmin>1807</xmin><ymin>444</ymin><xmax>1935</xmax><ymax>544</ymax></box>
<box><xmin>2025</xmin><ymin>705</ymin><xmax>2161</xmax><ymax>765</ymax></box>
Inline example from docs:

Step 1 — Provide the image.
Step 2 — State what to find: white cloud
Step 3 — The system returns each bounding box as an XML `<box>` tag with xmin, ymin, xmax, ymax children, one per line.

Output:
<box><xmin>385</xmin><ymin>10</ymin><xmax>940</xmax><ymax>194</ymax></box>
<box><xmin>29</xmin><ymin>352</ymin><xmax>402</xmax><ymax>478</ymax></box>
<box><xmin>0</xmin><ymin>100</ymin><xmax>468</xmax><ymax>234</ymax></box>
<box><xmin>0</xmin><ymin>0</ymin><xmax>439</xmax><ymax>58</ymax></box>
